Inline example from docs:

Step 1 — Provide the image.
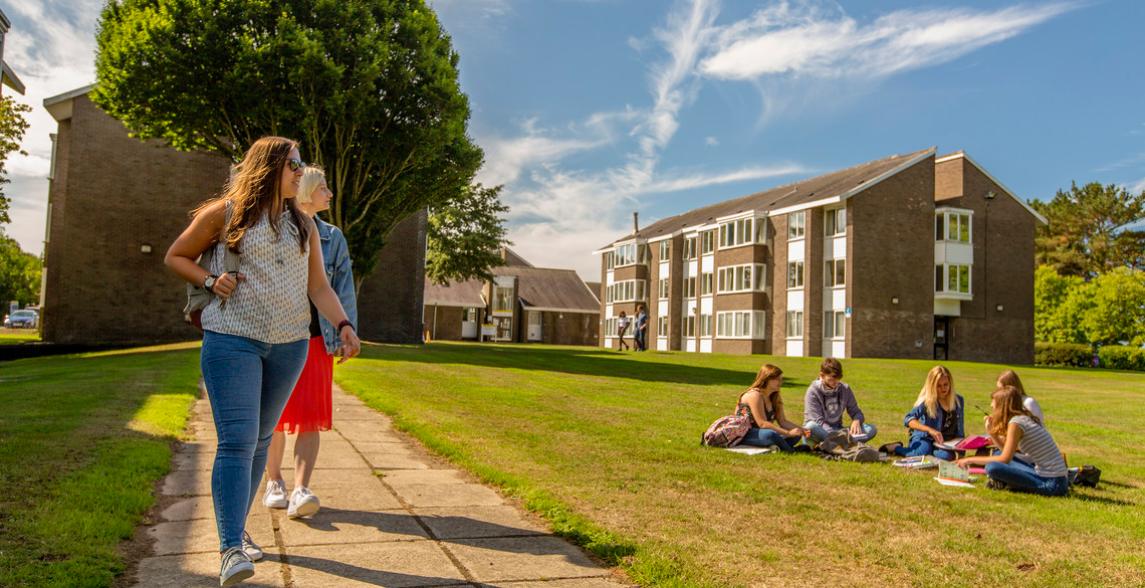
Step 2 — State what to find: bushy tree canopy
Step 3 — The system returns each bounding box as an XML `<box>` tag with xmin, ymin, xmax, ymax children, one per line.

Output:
<box><xmin>1029</xmin><ymin>182</ymin><xmax>1145</xmax><ymax>277</ymax></box>
<box><xmin>1035</xmin><ymin>265</ymin><xmax>1145</xmax><ymax>346</ymax></box>
<box><xmin>94</xmin><ymin>0</ymin><xmax>484</xmax><ymax>282</ymax></box>
<box><xmin>0</xmin><ymin>96</ymin><xmax>32</xmax><ymax>226</ymax></box>
<box><xmin>425</xmin><ymin>183</ymin><xmax>509</xmax><ymax>285</ymax></box>
<box><xmin>0</xmin><ymin>229</ymin><xmax>40</xmax><ymax>305</ymax></box>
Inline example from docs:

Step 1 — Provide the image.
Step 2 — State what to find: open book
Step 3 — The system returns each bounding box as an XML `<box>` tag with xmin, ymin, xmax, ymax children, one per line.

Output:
<box><xmin>933</xmin><ymin>460</ymin><xmax>976</xmax><ymax>488</ymax></box>
<box><xmin>726</xmin><ymin>446</ymin><xmax>776</xmax><ymax>455</ymax></box>
<box><xmin>936</xmin><ymin>435</ymin><xmax>992</xmax><ymax>452</ymax></box>
<box><xmin>893</xmin><ymin>455</ymin><xmax>940</xmax><ymax>469</ymax></box>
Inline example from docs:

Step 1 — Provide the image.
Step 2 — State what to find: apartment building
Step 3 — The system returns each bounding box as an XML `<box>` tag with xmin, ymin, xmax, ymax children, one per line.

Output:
<box><xmin>596</xmin><ymin>148</ymin><xmax>1044</xmax><ymax>364</ymax></box>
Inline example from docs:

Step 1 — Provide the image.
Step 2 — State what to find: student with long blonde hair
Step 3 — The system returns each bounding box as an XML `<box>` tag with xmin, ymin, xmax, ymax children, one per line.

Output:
<box><xmin>957</xmin><ymin>386</ymin><xmax>1068</xmax><ymax>496</ymax></box>
<box><xmin>166</xmin><ymin>137</ymin><xmax>361</xmax><ymax>586</ymax></box>
<box><xmin>894</xmin><ymin>366</ymin><xmax>963</xmax><ymax>461</ymax></box>
<box><xmin>736</xmin><ymin>364</ymin><xmax>806</xmax><ymax>452</ymax></box>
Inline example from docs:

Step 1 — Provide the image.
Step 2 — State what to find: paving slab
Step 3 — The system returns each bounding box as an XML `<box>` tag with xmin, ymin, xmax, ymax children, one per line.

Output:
<box><xmin>135</xmin><ymin>552</ymin><xmax>287</xmax><ymax>587</ymax></box>
<box><xmin>161</xmin><ymin>469</ymin><xmax>213</xmax><ymax>497</ymax></box>
<box><xmin>283</xmin><ymin>542</ymin><xmax>469</xmax><ymax>587</ymax></box>
<box><xmin>161</xmin><ymin>496</ymin><xmax>216</xmax><ymax>522</ymax></box>
<box><xmin>412</xmin><ymin>505</ymin><xmax>548</xmax><ymax>540</ymax></box>
<box><xmin>388</xmin><ymin>482</ymin><xmax>505</xmax><ymax>508</ymax></box>
<box><xmin>148</xmin><ymin>513</ymin><xmax>273</xmax><ymax>556</ymax></box>
<box><xmin>445</xmin><ymin>537</ymin><xmax>608</xmax><ymax>584</ymax></box>
<box><xmin>277</xmin><ymin>508</ymin><xmax>429</xmax><ymax>547</ymax></box>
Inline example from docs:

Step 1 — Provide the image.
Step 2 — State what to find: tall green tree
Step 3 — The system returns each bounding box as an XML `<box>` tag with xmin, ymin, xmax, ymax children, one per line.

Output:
<box><xmin>0</xmin><ymin>96</ymin><xmax>32</xmax><ymax>225</ymax></box>
<box><xmin>94</xmin><ymin>0</ymin><xmax>484</xmax><ymax>283</ymax></box>
<box><xmin>0</xmin><ymin>230</ymin><xmax>41</xmax><ymax>305</ymax></box>
<box><xmin>1082</xmin><ymin>268</ymin><xmax>1145</xmax><ymax>347</ymax></box>
<box><xmin>1029</xmin><ymin>181</ymin><xmax>1145</xmax><ymax>277</ymax></box>
<box><xmin>425</xmin><ymin>183</ymin><xmax>510</xmax><ymax>285</ymax></box>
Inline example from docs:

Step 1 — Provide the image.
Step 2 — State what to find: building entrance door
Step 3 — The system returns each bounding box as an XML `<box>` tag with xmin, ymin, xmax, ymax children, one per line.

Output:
<box><xmin>526</xmin><ymin>311</ymin><xmax>542</xmax><ymax>342</ymax></box>
<box><xmin>934</xmin><ymin>316</ymin><xmax>950</xmax><ymax>360</ymax></box>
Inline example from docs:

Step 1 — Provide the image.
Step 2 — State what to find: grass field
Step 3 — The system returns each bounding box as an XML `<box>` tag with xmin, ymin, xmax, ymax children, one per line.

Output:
<box><xmin>338</xmin><ymin>342</ymin><xmax>1145</xmax><ymax>588</ymax></box>
<box><xmin>0</xmin><ymin>343</ymin><xmax>201</xmax><ymax>587</ymax></box>
<box><xmin>0</xmin><ymin>328</ymin><xmax>40</xmax><ymax>344</ymax></box>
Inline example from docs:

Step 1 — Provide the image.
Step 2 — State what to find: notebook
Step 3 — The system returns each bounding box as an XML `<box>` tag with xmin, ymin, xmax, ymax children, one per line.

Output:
<box><xmin>937</xmin><ymin>435</ymin><xmax>992</xmax><ymax>451</ymax></box>
<box><xmin>933</xmin><ymin>460</ymin><xmax>976</xmax><ymax>488</ymax></box>
<box><xmin>726</xmin><ymin>446</ymin><xmax>776</xmax><ymax>455</ymax></box>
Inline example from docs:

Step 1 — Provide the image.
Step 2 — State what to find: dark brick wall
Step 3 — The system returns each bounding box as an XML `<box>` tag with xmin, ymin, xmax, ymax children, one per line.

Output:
<box><xmin>356</xmin><ymin>210</ymin><xmax>427</xmax><ymax>344</ymax></box>
<box><xmin>42</xmin><ymin>96</ymin><xmax>231</xmax><ymax>344</ymax></box>
<box><xmin>423</xmin><ymin>305</ymin><xmax>468</xmax><ymax>341</ymax></box>
<box><xmin>540</xmin><ymin>311</ymin><xmax>599</xmax><ymax>346</ymax></box>
<box><xmin>770</xmin><ymin>215</ymin><xmax>789</xmax><ymax>350</ymax></box>
<box><xmin>805</xmin><ymin>208</ymin><xmax>824</xmax><ymax>357</ymax></box>
<box><xmin>849</xmin><ymin>156</ymin><xmax>936</xmax><ymax>359</ymax></box>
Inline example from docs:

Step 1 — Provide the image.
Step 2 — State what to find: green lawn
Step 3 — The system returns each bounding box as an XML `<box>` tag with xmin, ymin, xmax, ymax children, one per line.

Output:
<box><xmin>0</xmin><ymin>343</ymin><xmax>201</xmax><ymax>587</ymax></box>
<box><xmin>338</xmin><ymin>342</ymin><xmax>1145</xmax><ymax>588</ymax></box>
<box><xmin>0</xmin><ymin>328</ymin><xmax>40</xmax><ymax>344</ymax></box>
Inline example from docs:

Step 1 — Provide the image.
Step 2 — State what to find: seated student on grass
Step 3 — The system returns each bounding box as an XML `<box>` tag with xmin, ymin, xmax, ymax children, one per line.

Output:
<box><xmin>957</xmin><ymin>386</ymin><xmax>1068</xmax><ymax>496</ymax></box>
<box><xmin>736</xmin><ymin>364</ymin><xmax>806</xmax><ymax>452</ymax></box>
<box><xmin>803</xmin><ymin>358</ymin><xmax>877</xmax><ymax>443</ymax></box>
<box><xmin>894</xmin><ymin>365</ymin><xmax>963</xmax><ymax>461</ymax></box>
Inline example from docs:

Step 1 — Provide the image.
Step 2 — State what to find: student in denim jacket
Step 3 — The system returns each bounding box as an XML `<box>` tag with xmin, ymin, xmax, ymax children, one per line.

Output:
<box><xmin>894</xmin><ymin>366</ymin><xmax>963</xmax><ymax>461</ymax></box>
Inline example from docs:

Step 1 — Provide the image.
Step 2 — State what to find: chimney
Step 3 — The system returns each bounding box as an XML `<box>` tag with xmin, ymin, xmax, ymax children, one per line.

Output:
<box><xmin>632</xmin><ymin>211</ymin><xmax>639</xmax><ymax>235</ymax></box>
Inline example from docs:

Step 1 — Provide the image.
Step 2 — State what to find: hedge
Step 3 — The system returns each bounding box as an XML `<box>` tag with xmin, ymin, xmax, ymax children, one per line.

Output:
<box><xmin>1097</xmin><ymin>345</ymin><xmax>1145</xmax><ymax>371</ymax></box>
<box><xmin>1034</xmin><ymin>342</ymin><xmax>1092</xmax><ymax>367</ymax></box>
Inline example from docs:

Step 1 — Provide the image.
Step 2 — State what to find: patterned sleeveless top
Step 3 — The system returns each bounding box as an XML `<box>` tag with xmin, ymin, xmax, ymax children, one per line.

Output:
<box><xmin>736</xmin><ymin>388</ymin><xmax>777</xmax><ymax>426</ymax></box>
<box><xmin>200</xmin><ymin>210</ymin><xmax>311</xmax><ymax>344</ymax></box>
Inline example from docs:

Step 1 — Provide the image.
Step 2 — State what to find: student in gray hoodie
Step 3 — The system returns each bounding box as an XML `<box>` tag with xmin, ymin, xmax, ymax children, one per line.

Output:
<box><xmin>803</xmin><ymin>357</ymin><xmax>877</xmax><ymax>443</ymax></box>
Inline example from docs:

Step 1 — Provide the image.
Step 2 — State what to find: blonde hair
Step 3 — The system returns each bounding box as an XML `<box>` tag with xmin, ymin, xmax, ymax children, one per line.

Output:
<box><xmin>296</xmin><ymin>166</ymin><xmax>327</xmax><ymax>205</ymax></box>
<box><xmin>194</xmin><ymin>136</ymin><xmax>308</xmax><ymax>253</ymax></box>
<box><xmin>913</xmin><ymin>365</ymin><xmax>955</xmax><ymax>419</ymax></box>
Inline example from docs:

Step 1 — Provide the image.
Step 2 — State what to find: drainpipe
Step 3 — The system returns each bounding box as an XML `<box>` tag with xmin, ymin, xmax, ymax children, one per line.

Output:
<box><xmin>432</xmin><ymin>304</ymin><xmax>438</xmax><ymax>340</ymax></box>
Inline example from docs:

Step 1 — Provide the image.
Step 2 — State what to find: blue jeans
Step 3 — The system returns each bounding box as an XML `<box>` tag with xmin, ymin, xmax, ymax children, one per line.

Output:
<box><xmin>634</xmin><ymin>329</ymin><xmax>646</xmax><ymax>351</ymax></box>
<box><xmin>894</xmin><ymin>436</ymin><xmax>955</xmax><ymax>461</ymax></box>
<box><xmin>740</xmin><ymin>428</ymin><xmax>803</xmax><ymax>452</ymax></box>
<box><xmin>201</xmin><ymin>331</ymin><xmax>309</xmax><ymax>550</ymax></box>
<box><xmin>985</xmin><ymin>460</ymin><xmax>1069</xmax><ymax>496</ymax></box>
<box><xmin>805</xmin><ymin>421</ymin><xmax>877</xmax><ymax>443</ymax></box>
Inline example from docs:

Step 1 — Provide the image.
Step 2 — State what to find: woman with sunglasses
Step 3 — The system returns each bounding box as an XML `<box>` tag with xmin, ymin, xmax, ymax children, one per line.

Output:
<box><xmin>165</xmin><ymin>136</ymin><xmax>361</xmax><ymax>586</ymax></box>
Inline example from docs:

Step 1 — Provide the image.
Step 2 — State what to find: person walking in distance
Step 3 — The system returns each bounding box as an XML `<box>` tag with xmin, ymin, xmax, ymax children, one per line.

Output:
<box><xmin>165</xmin><ymin>137</ymin><xmax>361</xmax><ymax>586</ymax></box>
<box><xmin>616</xmin><ymin>310</ymin><xmax>630</xmax><ymax>351</ymax></box>
<box><xmin>634</xmin><ymin>304</ymin><xmax>649</xmax><ymax>351</ymax></box>
<box><xmin>263</xmin><ymin>166</ymin><xmax>357</xmax><ymax>519</ymax></box>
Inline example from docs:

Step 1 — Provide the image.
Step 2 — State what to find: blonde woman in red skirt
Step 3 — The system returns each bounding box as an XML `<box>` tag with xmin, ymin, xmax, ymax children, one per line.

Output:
<box><xmin>262</xmin><ymin>166</ymin><xmax>357</xmax><ymax>518</ymax></box>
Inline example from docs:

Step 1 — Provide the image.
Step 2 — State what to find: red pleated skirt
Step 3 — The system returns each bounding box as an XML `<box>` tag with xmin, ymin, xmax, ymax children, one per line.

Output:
<box><xmin>275</xmin><ymin>336</ymin><xmax>333</xmax><ymax>434</ymax></box>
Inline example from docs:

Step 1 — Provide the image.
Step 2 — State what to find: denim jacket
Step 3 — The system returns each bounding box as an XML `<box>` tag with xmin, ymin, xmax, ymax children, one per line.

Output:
<box><xmin>903</xmin><ymin>394</ymin><xmax>964</xmax><ymax>441</ymax></box>
<box><xmin>315</xmin><ymin>218</ymin><xmax>358</xmax><ymax>355</ymax></box>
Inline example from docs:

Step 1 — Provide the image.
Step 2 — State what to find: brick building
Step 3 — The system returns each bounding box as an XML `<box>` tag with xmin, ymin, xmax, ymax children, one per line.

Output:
<box><xmin>423</xmin><ymin>248</ymin><xmax>600</xmax><ymax>346</ymax></box>
<box><xmin>596</xmin><ymin>148</ymin><xmax>1044</xmax><ymax>364</ymax></box>
<box><xmin>40</xmin><ymin>85</ymin><xmax>425</xmax><ymax>345</ymax></box>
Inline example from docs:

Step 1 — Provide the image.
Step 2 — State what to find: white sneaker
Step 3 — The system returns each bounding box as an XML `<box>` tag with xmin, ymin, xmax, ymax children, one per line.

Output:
<box><xmin>241</xmin><ymin>530</ymin><xmax>263</xmax><ymax>562</ymax></box>
<box><xmin>287</xmin><ymin>486</ymin><xmax>320</xmax><ymax>519</ymax></box>
<box><xmin>263</xmin><ymin>479</ymin><xmax>287</xmax><ymax>509</ymax></box>
<box><xmin>219</xmin><ymin>546</ymin><xmax>254</xmax><ymax>586</ymax></box>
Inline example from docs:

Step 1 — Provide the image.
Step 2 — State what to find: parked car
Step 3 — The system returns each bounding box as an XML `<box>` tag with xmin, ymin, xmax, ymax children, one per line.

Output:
<box><xmin>4</xmin><ymin>309</ymin><xmax>38</xmax><ymax>328</ymax></box>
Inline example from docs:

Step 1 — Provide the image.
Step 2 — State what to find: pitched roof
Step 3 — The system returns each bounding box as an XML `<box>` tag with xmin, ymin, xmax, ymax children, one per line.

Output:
<box><xmin>603</xmin><ymin>147</ymin><xmax>935</xmax><ymax>247</ymax></box>
<box><xmin>500</xmin><ymin>247</ymin><xmax>534</xmax><ymax>267</ymax></box>
<box><xmin>423</xmin><ymin>277</ymin><xmax>485</xmax><ymax>308</ymax></box>
<box><xmin>491</xmin><ymin>266</ymin><xmax>599</xmax><ymax>313</ymax></box>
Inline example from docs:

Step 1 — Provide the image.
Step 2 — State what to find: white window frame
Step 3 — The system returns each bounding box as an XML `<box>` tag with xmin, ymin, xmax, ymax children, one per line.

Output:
<box><xmin>684</xmin><ymin>276</ymin><xmax>697</xmax><ymax>299</ymax></box>
<box><xmin>716</xmin><ymin>263</ymin><xmax>767</xmax><ymax>294</ymax></box>
<box><xmin>788</xmin><ymin>211</ymin><xmax>806</xmax><ymax>239</ymax></box>
<box><xmin>657</xmin><ymin>315</ymin><xmax>669</xmax><ymax>337</ymax></box>
<box><xmin>701</xmin><ymin>230</ymin><xmax>716</xmax><ymax>255</ymax></box>
<box><xmin>787</xmin><ymin>261</ymin><xmax>804</xmax><ymax>289</ymax></box>
<box><xmin>700</xmin><ymin>271</ymin><xmax>714</xmax><ymax>296</ymax></box>
<box><xmin>604</xmin><ymin>251</ymin><xmax>614</xmax><ymax>270</ymax></box>
<box><xmin>825</xmin><ymin>207</ymin><xmax>846</xmax><ymax>237</ymax></box>
<box><xmin>716</xmin><ymin>310</ymin><xmax>767</xmax><ymax>340</ymax></box>
<box><xmin>935</xmin><ymin>264</ymin><xmax>972</xmax><ymax>296</ymax></box>
<box><xmin>658</xmin><ymin>277</ymin><xmax>670</xmax><ymax>300</ymax></box>
<box><xmin>699</xmin><ymin>313</ymin><xmax>713</xmax><ymax>337</ymax></box>
<box><xmin>718</xmin><ymin>216</ymin><xmax>768</xmax><ymax>249</ymax></box>
<box><xmin>613</xmin><ymin>242</ymin><xmax>637</xmax><ymax>267</ymax></box>
<box><xmin>493</xmin><ymin>286</ymin><xmax>514</xmax><ymax>313</ymax></box>
<box><xmin>824</xmin><ymin>259</ymin><xmax>845</xmax><ymax>288</ymax></box>
<box><xmin>683</xmin><ymin>315</ymin><xmax>696</xmax><ymax>338</ymax></box>
<box><xmin>658</xmin><ymin>240</ymin><xmax>671</xmax><ymax>260</ymax></box>
<box><xmin>785</xmin><ymin>311</ymin><xmax>803</xmax><ymax>338</ymax></box>
<box><xmin>683</xmin><ymin>236</ymin><xmax>698</xmax><ymax>260</ymax></box>
<box><xmin>823</xmin><ymin>310</ymin><xmax>846</xmax><ymax>339</ymax></box>
<box><xmin>606</xmin><ymin>279</ymin><xmax>647</xmax><ymax>303</ymax></box>
<box><xmin>935</xmin><ymin>208</ymin><xmax>973</xmax><ymax>243</ymax></box>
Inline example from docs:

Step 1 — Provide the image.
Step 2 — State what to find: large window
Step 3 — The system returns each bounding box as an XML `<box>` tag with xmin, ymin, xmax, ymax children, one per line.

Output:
<box><xmin>684</xmin><ymin>276</ymin><xmax>697</xmax><ymax>299</ymax></box>
<box><xmin>606</xmin><ymin>280</ymin><xmax>647</xmax><ymax>303</ymax></box>
<box><xmin>787</xmin><ymin>261</ymin><xmax>804</xmax><ymax>289</ymax></box>
<box><xmin>658</xmin><ymin>277</ymin><xmax>670</xmax><ymax>300</ymax></box>
<box><xmin>604</xmin><ymin>251</ymin><xmax>614</xmax><ymax>270</ymax></box>
<box><xmin>700</xmin><ymin>272</ymin><xmax>714</xmax><ymax>296</ymax></box>
<box><xmin>716</xmin><ymin>311</ymin><xmax>767</xmax><ymax>339</ymax></box>
<box><xmin>936</xmin><ymin>264</ymin><xmax>971</xmax><ymax>295</ymax></box>
<box><xmin>683</xmin><ymin>237</ymin><xmax>698</xmax><ymax>260</ymax></box>
<box><xmin>786</xmin><ymin>311</ymin><xmax>803</xmax><ymax>338</ymax></box>
<box><xmin>659</xmin><ymin>240</ymin><xmax>671</xmax><ymax>260</ymax></box>
<box><xmin>936</xmin><ymin>210</ymin><xmax>972</xmax><ymax>243</ymax></box>
<box><xmin>719</xmin><ymin>217</ymin><xmax>767</xmax><ymax>248</ymax></box>
<box><xmin>493</xmin><ymin>286</ymin><xmax>514</xmax><ymax>313</ymax></box>
<box><xmin>699</xmin><ymin>313</ymin><xmax>713</xmax><ymax>337</ymax></box>
<box><xmin>823</xmin><ymin>310</ymin><xmax>846</xmax><ymax>339</ymax></box>
<box><xmin>614</xmin><ymin>243</ymin><xmax>636</xmax><ymax>266</ymax></box>
<box><xmin>683</xmin><ymin>315</ymin><xmax>696</xmax><ymax>338</ymax></box>
<box><xmin>788</xmin><ymin>211</ymin><xmax>806</xmax><ymax>239</ymax></box>
<box><xmin>824</xmin><ymin>259</ymin><xmax>845</xmax><ymax>287</ymax></box>
<box><xmin>717</xmin><ymin>263</ymin><xmax>767</xmax><ymax>293</ymax></box>
<box><xmin>701</xmin><ymin>230</ymin><xmax>715</xmax><ymax>254</ymax></box>
<box><xmin>825</xmin><ymin>207</ymin><xmax>846</xmax><ymax>237</ymax></box>
<box><xmin>657</xmin><ymin>316</ymin><xmax>669</xmax><ymax>337</ymax></box>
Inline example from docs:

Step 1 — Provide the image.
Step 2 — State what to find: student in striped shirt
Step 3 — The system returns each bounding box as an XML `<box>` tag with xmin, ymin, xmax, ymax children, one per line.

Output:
<box><xmin>957</xmin><ymin>386</ymin><xmax>1068</xmax><ymax>496</ymax></box>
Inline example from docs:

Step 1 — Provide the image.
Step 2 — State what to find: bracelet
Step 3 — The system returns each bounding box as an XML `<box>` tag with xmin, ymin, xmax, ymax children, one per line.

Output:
<box><xmin>337</xmin><ymin>320</ymin><xmax>354</xmax><ymax>334</ymax></box>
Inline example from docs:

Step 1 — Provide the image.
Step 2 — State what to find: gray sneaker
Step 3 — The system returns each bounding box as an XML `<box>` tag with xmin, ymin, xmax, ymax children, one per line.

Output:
<box><xmin>219</xmin><ymin>546</ymin><xmax>254</xmax><ymax>586</ymax></box>
<box><xmin>241</xmin><ymin>530</ymin><xmax>263</xmax><ymax>562</ymax></box>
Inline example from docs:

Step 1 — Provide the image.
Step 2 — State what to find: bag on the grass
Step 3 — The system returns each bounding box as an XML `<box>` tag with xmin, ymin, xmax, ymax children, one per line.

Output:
<box><xmin>702</xmin><ymin>413</ymin><xmax>751</xmax><ymax>447</ymax></box>
<box><xmin>816</xmin><ymin>430</ymin><xmax>880</xmax><ymax>463</ymax></box>
<box><xmin>1075</xmin><ymin>465</ymin><xmax>1101</xmax><ymax>488</ymax></box>
<box><xmin>184</xmin><ymin>202</ymin><xmax>239</xmax><ymax>329</ymax></box>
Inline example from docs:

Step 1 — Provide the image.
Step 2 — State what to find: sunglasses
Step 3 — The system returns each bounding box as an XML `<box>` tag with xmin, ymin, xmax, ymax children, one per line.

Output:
<box><xmin>287</xmin><ymin>158</ymin><xmax>307</xmax><ymax>172</ymax></box>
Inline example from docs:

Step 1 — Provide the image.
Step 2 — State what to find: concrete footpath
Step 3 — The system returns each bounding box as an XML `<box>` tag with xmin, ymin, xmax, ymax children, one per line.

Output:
<box><xmin>134</xmin><ymin>385</ymin><xmax>629</xmax><ymax>587</ymax></box>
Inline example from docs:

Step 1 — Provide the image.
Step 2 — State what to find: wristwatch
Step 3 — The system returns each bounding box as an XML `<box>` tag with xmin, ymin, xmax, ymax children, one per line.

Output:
<box><xmin>203</xmin><ymin>274</ymin><xmax>219</xmax><ymax>293</ymax></box>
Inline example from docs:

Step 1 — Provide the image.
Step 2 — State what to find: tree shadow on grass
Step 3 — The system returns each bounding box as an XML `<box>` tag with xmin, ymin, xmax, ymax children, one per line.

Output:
<box><xmin>364</xmin><ymin>343</ymin><xmax>814</xmax><ymax>392</ymax></box>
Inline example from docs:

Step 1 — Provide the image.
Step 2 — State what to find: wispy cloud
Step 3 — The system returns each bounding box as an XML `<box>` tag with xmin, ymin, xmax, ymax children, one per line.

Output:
<box><xmin>1129</xmin><ymin>177</ymin><xmax>1145</xmax><ymax>195</ymax></box>
<box><xmin>1096</xmin><ymin>152</ymin><xmax>1145</xmax><ymax>173</ymax></box>
<box><xmin>639</xmin><ymin>163</ymin><xmax>807</xmax><ymax>194</ymax></box>
<box><xmin>704</xmin><ymin>136</ymin><xmax>719</xmax><ymax>146</ymax></box>
<box><xmin>700</xmin><ymin>2</ymin><xmax>1075</xmax><ymax>80</ymax></box>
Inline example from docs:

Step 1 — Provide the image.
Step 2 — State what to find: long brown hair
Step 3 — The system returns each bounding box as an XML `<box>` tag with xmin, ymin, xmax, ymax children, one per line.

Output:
<box><xmin>996</xmin><ymin>369</ymin><xmax>1027</xmax><ymax>399</ymax></box>
<box><xmin>988</xmin><ymin>385</ymin><xmax>1037</xmax><ymax>440</ymax></box>
<box><xmin>747</xmin><ymin>364</ymin><xmax>784</xmax><ymax>413</ymax></box>
<box><xmin>195</xmin><ymin>136</ymin><xmax>309</xmax><ymax>253</ymax></box>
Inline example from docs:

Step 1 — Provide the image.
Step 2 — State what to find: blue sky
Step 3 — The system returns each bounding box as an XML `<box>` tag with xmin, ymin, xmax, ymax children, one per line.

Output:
<box><xmin>4</xmin><ymin>0</ymin><xmax>1144</xmax><ymax>278</ymax></box>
